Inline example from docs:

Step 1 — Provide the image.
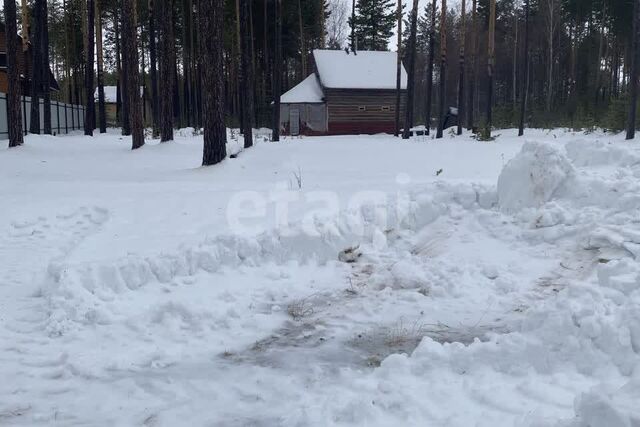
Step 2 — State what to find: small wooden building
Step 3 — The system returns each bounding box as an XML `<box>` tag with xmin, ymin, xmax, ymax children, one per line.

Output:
<box><xmin>280</xmin><ymin>49</ymin><xmax>407</xmax><ymax>136</ymax></box>
<box><xmin>94</xmin><ymin>86</ymin><xmax>151</xmax><ymax>127</ymax></box>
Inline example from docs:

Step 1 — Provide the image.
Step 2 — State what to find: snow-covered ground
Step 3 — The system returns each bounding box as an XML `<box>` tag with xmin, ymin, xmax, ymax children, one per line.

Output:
<box><xmin>1</xmin><ymin>128</ymin><xmax>639</xmax><ymax>426</ymax></box>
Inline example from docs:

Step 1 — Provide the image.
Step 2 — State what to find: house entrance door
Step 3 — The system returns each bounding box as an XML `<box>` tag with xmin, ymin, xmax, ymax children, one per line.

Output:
<box><xmin>290</xmin><ymin>108</ymin><xmax>300</xmax><ymax>136</ymax></box>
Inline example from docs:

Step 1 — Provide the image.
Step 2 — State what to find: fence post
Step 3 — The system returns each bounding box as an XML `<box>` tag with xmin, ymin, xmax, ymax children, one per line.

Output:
<box><xmin>22</xmin><ymin>95</ymin><xmax>27</xmax><ymax>135</ymax></box>
<box><xmin>64</xmin><ymin>103</ymin><xmax>68</xmax><ymax>134</ymax></box>
<box><xmin>3</xmin><ymin>93</ymin><xmax>7</xmax><ymax>139</ymax></box>
<box><xmin>56</xmin><ymin>101</ymin><xmax>60</xmax><ymax>135</ymax></box>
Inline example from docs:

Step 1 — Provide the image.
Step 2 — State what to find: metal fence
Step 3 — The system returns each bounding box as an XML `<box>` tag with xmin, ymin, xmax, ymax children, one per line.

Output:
<box><xmin>0</xmin><ymin>92</ymin><xmax>86</xmax><ymax>140</ymax></box>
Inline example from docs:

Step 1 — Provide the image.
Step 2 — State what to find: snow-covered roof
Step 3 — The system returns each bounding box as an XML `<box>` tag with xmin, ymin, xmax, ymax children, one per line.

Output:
<box><xmin>313</xmin><ymin>49</ymin><xmax>407</xmax><ymax>90</ymax></box>
<box><xmin>94</xmin><ymin>86</ymin><xmax>144</xmax><ymax>103</ymax></box>
<box><xmin>281</xmin><ymin>74</ymin><xmax>324</xmax><ymax>104</ymax></box>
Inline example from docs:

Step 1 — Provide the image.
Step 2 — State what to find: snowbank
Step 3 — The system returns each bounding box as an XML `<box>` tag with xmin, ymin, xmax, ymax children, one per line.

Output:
<box><xmin>497</xmin><ymin>141</ymin><xmax>575</xmax><ymax>212</ymax></box>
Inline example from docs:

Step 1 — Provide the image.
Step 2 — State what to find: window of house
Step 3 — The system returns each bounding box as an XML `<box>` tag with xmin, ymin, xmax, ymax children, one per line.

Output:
<box><xmin>358</xmin><ymin>106</ymin><xmax>366</xmax><ymax>111</ymax></box>
<box><xmin>381</xmin><ymin>106</ymin><xmax>391</xmax><ymax>112</ymax></box>
<box><xmin>0</xmin><ymin>53</ymin><xmax>7</xmax><ymax>69</ymax></box>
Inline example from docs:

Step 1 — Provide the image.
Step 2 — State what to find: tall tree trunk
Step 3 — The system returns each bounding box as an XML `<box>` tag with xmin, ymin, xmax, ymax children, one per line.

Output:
<box><xmin>158</xmin><ymin>0</ymin><xmax>175</xmax><ymax>141</ymax></box>
<box><xmin>85</xmin><ymin>0</ymin><xmax>95</xmax><ymax>135</ymax></box>
<box><xmin>30</xmin><ymin>0</ymin><xmax>42</xmax><ymax>134</ymax></box>
<box><xmin>115</xmin><ymin>14</ymin><xmax>126</xmax><ymax>133</ymax></box>
<box><xmin>298</xmin><ymin>0</ymin><xmax>307</xmax><ymax>77</ymax></box>
<box><xmin>402</xmin><ymin>0</ymin><xmax>419</xmax><ymax>139</ymax></box>
<box><xmin>4</xmin><ymin>0</ymin><xmax>24</xmax><ymax>147</ymax></box>
<box><xmin>123</xmin><ymin>0</ymin><xmax>144</xmax><ymax>149</ymax></box>
<box><xmin>456</xmin><ymin>0</ymin><xmax>466</xmax><ymax>135</ymax></box>
<box><xmin>512</xmin><ymin>10</ymin><xmax>518</xmax><ymax>109</ymax></box>
<box><xmin>436</xmin><ymin>0</ymin><xmax>447</xmax><ymax>139</ymax></box>
<box><xmin>183</xmin><ymin>0</ymin><xmax>193</xmax><ymax>128</ymax></box>
<box><xmin>272</xmin><ymin>0</ymin><xmax>282</xmax><ymax>141</ymax></box>
<box><xmin>394</xmin><ymin>0</ymin><xmax>402</xmax><ymax>137</ymax></box>
<box><xmin>319</xmin><ymin>0</ymin><xmax>325</xmax><ymax>48</ymax></box>
<box><xmin>96</xmin><ymin>0</ymin><xmax>106</xmax><ymax>133</ymax></box>
<box><xmin>424</xmin><ymin>0</ymin><xmax>436</xmax><ymax>134</ymax></box>
<box><xmin>149</xmin><ymin>0</ymin><xmax>159</xmax><ymax>136</ymax></box>
<box><xmin>518</xmin><ymin>0</ymin><xmax>530</xmax><ymax>137</ymax></box>
<box><xmin>350</xmin><ymin>0</ymin><xmax>356</xmax><ymax>51</ymax></box>
<box><xmin>201</xmin><ymin>0</ymin><xmax>227</xmax><ymax>165</ymax></box>
<box><xmin>545</xmin><ymin>0</ymin><xmax>555</xmax><ymax>112</ymax></box>
<box><xmin>21</xmin><ymin>0</ymin><xmax>29</xmax><ymax>48</ymax></box>
<box><xmin>485</xmin><ymin>0</ymin><xmax>496</xmax><ymax>137</ymax></box>
<box><xmin>467</xmin><ymin>0</ymin><xmax>477</xmax><ymax>130</ymax></box>
<box><xmin>627</xmin><ymin>0</ymin><xmax>640</xmax><ymax>140</ymax></box>
<box><xmin>240</xmin><ymin>0</ymin><xmax>255</xmax><ymax>147</ymax></box>
<box><xmin>41</xmin><ymin>0</ymin><xmax>51</xmax><ymax>134</ymax></box>
<box><xmin>63</xmin><ymin>0</ymin><xmax>72</xmax><ymax>103</ymax></box>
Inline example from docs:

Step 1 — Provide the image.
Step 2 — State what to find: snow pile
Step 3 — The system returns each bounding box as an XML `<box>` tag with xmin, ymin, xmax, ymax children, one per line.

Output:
<box><xmin>498</xmin><ymin>141</ymin><xmax>575</xmax><ymax>212</ymax></box>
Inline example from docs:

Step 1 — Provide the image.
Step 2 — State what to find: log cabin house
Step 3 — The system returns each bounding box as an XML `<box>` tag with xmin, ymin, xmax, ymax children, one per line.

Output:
<box><xmin>0</xmin><ymin>23</ymin><xmax>60</xmax><ymax>95</ymax></box>
<box><xmin>280</xmin><ymin>49</ymin><xmax>407</xmax><ymax>136</ymax></box>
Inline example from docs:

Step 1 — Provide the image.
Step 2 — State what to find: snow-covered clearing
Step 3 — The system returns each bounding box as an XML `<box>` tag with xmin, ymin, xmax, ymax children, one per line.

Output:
<box><xmin>1</xmin><ymin>129</ymin><xmax>639</xmax><ymax>426</ymax></box>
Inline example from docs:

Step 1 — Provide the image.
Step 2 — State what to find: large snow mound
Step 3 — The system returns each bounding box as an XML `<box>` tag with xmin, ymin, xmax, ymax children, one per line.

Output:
<box><xmin>498</xmin><ymin>141</ymin><xmax>574</xmax><ymax>212</ymax></box>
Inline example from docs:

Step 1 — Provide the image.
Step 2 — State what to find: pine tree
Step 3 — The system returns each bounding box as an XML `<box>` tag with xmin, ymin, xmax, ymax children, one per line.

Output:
<box><xmin>41</xmin><ymin>0</ymin><xmax>51</xmax><ymax>135</ymax></box>
<box><xmin>402</xmin><ymin>0</ymin><xmax>419</xmax><ymax>139</ymax></box>
<box><xmin>435</xmin><ymin>0</ymin><xmax>446</xmax><ymax>139</ymax></box>
<box><xmin>424</xmin><ymin>0</ymin><xmax>436</xmax><ymax>134</ymax></box>
<box><xmin>96</xmin><ymin>0</ymin><xmax>106</xmax><ymax>133</ymax></box>
<box><xmin>149</xmin><ymin>0</ymin><xmax>159</xmax><ymax>137</ymax></box>
<box><xmin>201</xmin><ymin>0</ymin><xmax>227</xmax><ymax>166</ymax></box>
<box><xmin>518</xmin><ymin>0</ymin><xmax>530</xmax><ymax>137</ymax></box>
<box><xmin>122</xmin><ymin>0</ymin><xmax>144</xmax><ymax>149</ymax></box>
<box><xmin>240</xmin><ymin>0</ymin><xmax>254</xmax><ymax>148</ymax></box>
<box><xmin>158</xmin><ymin>0</ymin><xmax>175</xmax><ymax>142</ymax></box>
<box><xmin>627</xmin><ymin>0</ymin><xmax>640</xmax><ymax>140</ymax></box>
<box><xmin>394</xmin><ymin>0</ymin><xmax>402</xmax><ymax>136</ymax></box>
<box><xmin>85</xmin><ymin>0</ymin><xmax>95</xmax><ymax>136</ymax></box>
<box><xmin>4</xmin><ymin>0</ymin><xmax>24</xmax><ymax>147</ymax></box>
<box><xmin>466</xmin><ymin>0</ymin><xmax>476</xmax><ymax>130</ymax></box>
<box><xmin>29</xmin><ymin>0</ymin><xmax>42</xmax><ymax>134</ymax></box>
<box><xmin>484</xmin><ymin>0</ymin><xmax>495</xmax><ymax>139</ymax></box>
<box><xmin>456</xmin><ymin>0</ymin><xmax>465</xmax><ymax>136</ymax></box>
<box><xmin>272</xmin><ymin>0</ymin><xmax>282</xmax><ymax>142</ymax></box>
<box><xmin>352</xmin><ymin>0</ymin><xmax>396</xmax><ymax>50</ymax></box>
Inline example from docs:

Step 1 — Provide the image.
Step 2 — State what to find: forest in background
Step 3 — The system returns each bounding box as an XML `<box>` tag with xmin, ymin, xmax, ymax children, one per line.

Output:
<box><xmin>2</xmin><ymin>0</ymin><xmax>640</xmax><ymax>156</ymax></box>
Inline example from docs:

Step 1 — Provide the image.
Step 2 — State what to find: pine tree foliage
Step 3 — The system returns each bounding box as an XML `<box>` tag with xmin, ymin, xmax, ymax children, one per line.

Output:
<box><xmin>350</xmin><ymin>0</ymin><xmax>396</xmax><ymax>50</ymax></box>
